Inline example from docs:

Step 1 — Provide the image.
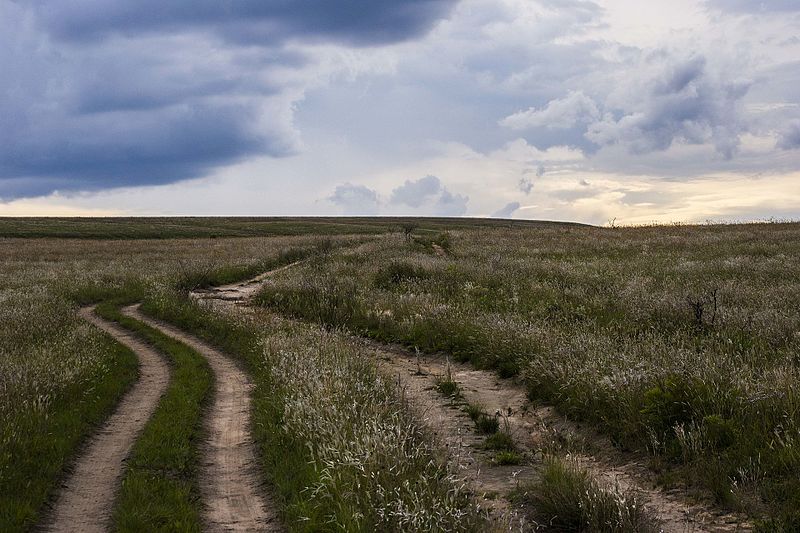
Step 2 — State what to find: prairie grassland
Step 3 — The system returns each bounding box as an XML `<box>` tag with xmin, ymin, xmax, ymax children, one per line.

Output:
<box><xmin>0</xmin><ymin>216</ymin><xmax>562</xmax><ymax>239</ymax></box>
<box><xmin>142</xmin><ymin>291</ymin><xmax>486</xmax><ymax>532</ymax></box>
<box><xmin>0</xmin><ymin>234</ymin><xmax>346</xmax><ymax>531</ymax></box>
<box><xmin>254</xmin><ymin>222</ymin><xmax>800</xmax><ymax>528</ymax></box>
<box><xmin>1</xmin><ymin>228</ymin><xmax>488</xmax><ymax>532</ymax></box>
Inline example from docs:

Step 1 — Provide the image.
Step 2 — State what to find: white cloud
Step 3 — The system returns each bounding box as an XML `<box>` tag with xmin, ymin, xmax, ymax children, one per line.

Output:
<box><xmin>500</xmin><ymin>91</ymin><xmax>600</xmax><ymax>130</ymax></box>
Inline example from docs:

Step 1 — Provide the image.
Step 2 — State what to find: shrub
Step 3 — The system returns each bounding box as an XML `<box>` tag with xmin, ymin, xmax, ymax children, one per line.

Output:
<box><xmin>374</xmin><ymin>261</ymin><xmax>428</xmax><ymax>289</ymax></box>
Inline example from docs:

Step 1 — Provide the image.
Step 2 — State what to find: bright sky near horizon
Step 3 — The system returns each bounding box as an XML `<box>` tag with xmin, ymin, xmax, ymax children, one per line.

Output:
<box><xmin>2</xmin><ymin>0</ymin><xmax>799</xmax><ymax>224</ymax></box>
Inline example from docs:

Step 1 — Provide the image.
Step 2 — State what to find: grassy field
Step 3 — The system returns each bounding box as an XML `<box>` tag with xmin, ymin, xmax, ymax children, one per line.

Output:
<box><xmin>0</xmin><ymin>216</ymin><xmax>571</xmax><ymax>239</ymax></box>
<box><xmin>254</xmin><ymin>221</ymin><xmax>800</xmax><ymax>529</ymax></box>
<box><xmin>0</xmin><ymin>223</ymin><xmax>485</xmax><ymax>531</ymax></box>
<box><xmin>1</xmin><ymin>217</ymin><xmax>797</xmax><ymax>531</ymax></box>
<box><xmin>0</xmin><ymin>232</ymin><xmax>346</xmax><ymax>531</ymax></box>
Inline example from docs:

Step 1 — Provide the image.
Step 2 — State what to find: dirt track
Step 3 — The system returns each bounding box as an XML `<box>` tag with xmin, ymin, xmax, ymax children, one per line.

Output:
<box><xmin>367</xmin><ymin>342</ymin><xmax>751</xmax><ymax>532</ymax></box>
<box><xmin>42</xmin><ymin>306</ymin><xmax>170</xmax><ymax>533</ymax></box>
<box><xmin>123</xmin><ymin>305</ymin><xmax>281</xmax><ymax>532</ymax></box>
<box><xmin>195</xmin><ymin>263</ymin><xmax>752</xmax><ymax>533</ymax></box>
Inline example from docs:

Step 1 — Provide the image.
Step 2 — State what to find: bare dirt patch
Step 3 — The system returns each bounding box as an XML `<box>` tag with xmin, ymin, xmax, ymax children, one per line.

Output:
<box><xmin>41</xmin><ymin>306</ymin><xmax>170</xmax><ymax>533</ymax></box>
<box><xmin>123</xmin><ymin>305</ymin><xmax>281</xmax><ymax>532</ymax></box>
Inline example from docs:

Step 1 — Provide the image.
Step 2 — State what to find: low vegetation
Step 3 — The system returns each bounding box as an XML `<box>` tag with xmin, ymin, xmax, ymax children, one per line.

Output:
<box><xmin>254</xmin><ymin>221</ymin><xmax>800</xmax><ymax>527</ymax></box>
<box><xmin>517</xmin><ymin>457</ymin><xmax>660</xmax><ymax>532</ymax></box>
<box><xmin>0</xmin><ymin>232</ymin><xmax>351</xmax><ymax>531</ymax></box>
<box><xmin>142</xmin><ymin>292</ymin><xmax>486</xmax><ymax>531</ymax></box>
<box><xmin>3</xmin><ymin>218</ymin><xmax>798</xmax><ymax>530</ymax></box>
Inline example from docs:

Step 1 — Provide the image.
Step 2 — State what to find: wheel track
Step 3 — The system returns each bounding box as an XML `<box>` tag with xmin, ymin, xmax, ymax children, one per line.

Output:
<box><xmin>122</xmin><ymin>305</ymin><xmax>281</xmax><ymax>532</ymax></box>
<box><xmin>193</xmin><ymin>262</ymin><xmax>753</xmax><ymax>533</ymax></box>
<box><xmin>41</xmin><ymin>306</ymin><xmax>170</xmax><ymax>533</ymax></box>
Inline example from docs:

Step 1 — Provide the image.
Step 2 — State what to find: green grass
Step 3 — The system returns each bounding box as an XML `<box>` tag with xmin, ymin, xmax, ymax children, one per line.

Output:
<box><xmin>139</xmin><ymin>291</ymin><xmax>484</xmax><ymax>531</ymax></box>
<box><xmin>94</xmin><ymin>302</ymin><xmax>213</xmax><ymax>533</ymax></box>
<box><xmin>484</xmin><ymin>431</ymin><xmax>515</xmax><ymax>451</ymax></box>
<box><xmin>517</xmin><ymin>457</ymin><xmax>660</xmax><ymax>532</ymax></box>
<box><xmin>0</xmin><ymin>331</ymin><xmax>138</xmax><ymax>533</ymax></box>
<box><xmin>0</xmin><ymin>216</ymin><xmax>574</xmax><ymax>239</ymax></box>
<box><xmin>0</xmin><ymin>230</ymin><xmax>354</xmax><ymax>532</ymax></box>
<box><xmin>252</xmin><ymin>222</ymin><xmax>800</xmax><ymax>526</ymax></box>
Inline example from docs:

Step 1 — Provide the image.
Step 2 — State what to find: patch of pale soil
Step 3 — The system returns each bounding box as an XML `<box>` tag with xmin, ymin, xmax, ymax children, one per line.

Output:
<box><xmin>192</xmin><ymin>261</ymin><xmax>303</xmax><ymax>303</ymax></box>
<box><xmin>123</xmin><ymin>305</ymin><xmax>281</xmax><ymax>532</ymax></box>
<box><xmin>41</xmin><ymin>306</ymin><xmax>170</xmax><ymax>533</ymax></box>
<box><xmin>191</xmin><ymin>266</ymin><xmax>751</xmax><ymax>533</ymax></box>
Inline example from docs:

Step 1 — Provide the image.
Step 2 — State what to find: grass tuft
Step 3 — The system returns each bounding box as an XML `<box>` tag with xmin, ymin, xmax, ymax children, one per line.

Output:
<box><xmin>517</xmin><ymin>457</ymin><xmax>660</xmax><ymax>532</ymax></box>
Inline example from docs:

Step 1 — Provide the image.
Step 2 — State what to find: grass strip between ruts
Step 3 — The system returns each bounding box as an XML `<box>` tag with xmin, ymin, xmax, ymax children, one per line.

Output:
<box><xmin>95</xmin><ymin>302</ymin><xmax>213</xmax><ymax>533</ymax></box>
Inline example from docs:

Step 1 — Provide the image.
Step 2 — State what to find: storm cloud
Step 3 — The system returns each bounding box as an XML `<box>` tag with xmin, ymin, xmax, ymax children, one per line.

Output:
<box><xmin>2</xmin><ymin>0</ymin><xmax>799</xmax><ymax>222</ymax></box>
<box><xmin>0</xmin><ymin>0</ymin><xmax>456</xmax><ymax>199</ymax></box>
<box><xmin>37</xmin><ymin>1</ymin><xmax>457</xmax><ymax>46</ymax></box>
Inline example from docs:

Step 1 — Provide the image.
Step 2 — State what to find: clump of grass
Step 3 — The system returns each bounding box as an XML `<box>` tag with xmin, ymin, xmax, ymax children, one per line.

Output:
<box><xmin>495</xmin><ymin>451</ymin><xmax>522</xmax><ymax>465</ymax></box>
<box><xmin>463</xmin><ymin>402</ymin><xmax>500</xmax><ymax>434</ymax></box>
<box><xmin>374</xmin><ymin>260</ymin><xmax>429</xmax><ymax>289</ymax></box>
<box><xmin>475</xmin><ymin>414</ymin><xmax>500</xmax><ymax>435</ymax></box>
<box><xmin>465</xmin><ymin>403</ymin><xmax>484</xmax><ymax>422</ymax></box>
<box><xmin>518</xmin><ymin>457</ymin><xmax>660</xmax><ymax>532</ymax></box>
<box><xmin>484</xmin><ymin>431</ymin><xmax>515</xmax><ymax>451</ymax></box>
<box><xmin>435</xmin><ymin>357</ymin><xmax>461</xmax><ymax>398</ymax></box>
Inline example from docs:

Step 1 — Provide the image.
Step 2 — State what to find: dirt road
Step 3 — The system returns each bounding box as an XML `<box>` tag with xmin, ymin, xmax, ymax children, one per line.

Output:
<box><xmin>123</xmin><ymin>305</ymin><xmax>281</xmax><ymax>532</ymax></box>
<box><xmin>193</xmin><ymin>262</ymin><xmax>752</xmax><ymax>532</ymax></box>
<box><xmin>42</xmin><ymin>306</ymin><xmax>170</xmax><ymax>533</ymax></box>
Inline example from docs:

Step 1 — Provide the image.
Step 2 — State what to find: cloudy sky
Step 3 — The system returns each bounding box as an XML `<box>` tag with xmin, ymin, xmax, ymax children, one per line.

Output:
<box><xmin>2</xmin><ymin>0</ymin><xmax>799</xmax><ymax>224</ymax></box>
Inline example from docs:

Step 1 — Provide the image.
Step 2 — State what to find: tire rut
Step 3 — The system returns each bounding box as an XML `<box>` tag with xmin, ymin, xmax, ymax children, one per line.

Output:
<box><xmin>41</xmin><ymin>306</ymin><xmax>170</xmax><ymax>533</ymax></box>
<box><xmin>122</xmin><ymin>305</ymin><xmax>281</xmax><ymax>532</ymax></box>
<box><xmin>192</xmin><ymin>265</ymin><xmax>753</xmax><ymax>533</ymax></box>
<box><xmin>364</xmin><ymin>341</ymin><xmax>751</xmax><ymax>532</ymax></box>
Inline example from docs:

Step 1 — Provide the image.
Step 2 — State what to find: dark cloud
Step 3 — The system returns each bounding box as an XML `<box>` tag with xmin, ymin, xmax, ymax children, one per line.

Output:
<box><xmin>435</xmin><ymin>188</ymin><xmax>468</xmax><ymax>216</ymax></box>
<box><xmin>777</xmin><ymin>120</ymin><xmax>800</xmax><ymax>150</ymax></box>
<box><xmin>37</xmin><ymin>1</ymin><xmax>457</xmax><ymax>46</ymax></box>
<box><xmin>0</xmin><ymin>0</ymin><xmax>457</xmax><ymax>200</ymax></box>
<box><xmin>328</xmin><ymin>183</ymin><xmax>380</xmax><ymax>215</ymax></box>
<box><xmin>491</xmin><ymin>201</ymin><xmax>520</xmax><ymax>218</ymax></box>
<box><xmin>586</xmin><ymin>55</ymin><xmax>750</xmax><ymax>158</ymax></box>
<box><xmin>519</xmin><ymin>177</ymin><xmax>534</xmax><ymax>194</ymax></box>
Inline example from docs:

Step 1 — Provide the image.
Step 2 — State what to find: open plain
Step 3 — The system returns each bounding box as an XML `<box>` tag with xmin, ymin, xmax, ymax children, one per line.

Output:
<box><xmin>1</xmin><ymin>217</ymin><xmax>798</xmax><ymax>532</ymax></box>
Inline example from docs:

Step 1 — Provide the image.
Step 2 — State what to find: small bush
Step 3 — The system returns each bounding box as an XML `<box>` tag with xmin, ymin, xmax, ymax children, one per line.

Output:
<box><xmin>374</xmin><ymin>261</ymin><xmax>428</xmax><ymax>289</ymax></box>
<box><xmin>702</xmin><ymin>415</ymin><xmax>737</xmax><ymax>450</ymax></box>
<box><xmin>495</xmin><ymin>451</ymin><xmax>522</xmax><ymax>465</ymax></box>
<box><xmin>465</xmin><ymin>403</ymin><xmax>484</xmax><ymax>422</ymax></box>
<box><xmin>436</xmin><ymin>378</ymin><xmax>460</xmax><ymax>398</ymax></box>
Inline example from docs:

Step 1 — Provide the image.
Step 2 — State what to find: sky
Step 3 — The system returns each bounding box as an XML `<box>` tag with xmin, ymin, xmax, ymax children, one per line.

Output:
<box><xmin>1</xmin><ymin>0</ymin><xmax>799</xmax><ymax>225</ymax></box>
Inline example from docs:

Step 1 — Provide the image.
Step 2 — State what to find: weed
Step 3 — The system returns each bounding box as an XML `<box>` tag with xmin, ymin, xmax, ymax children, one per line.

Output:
<box><xmin>495</xmin><ymin>451</ymin><xmax>522</xmax><ymax>465</ymax></box>
<box><xmin>484</xmin><ymin>432</ymin><xmax>515</xmax><ymax>451</ymax></box>
<box><xmin>475</xmin><ymin>414</ymin><xmax>500</xmax><ymax>435</ymax></box>
<box><xmin>517</xmin><ymin>457</ymin><xmax>660</xmax><ymax>532</ymax></box>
